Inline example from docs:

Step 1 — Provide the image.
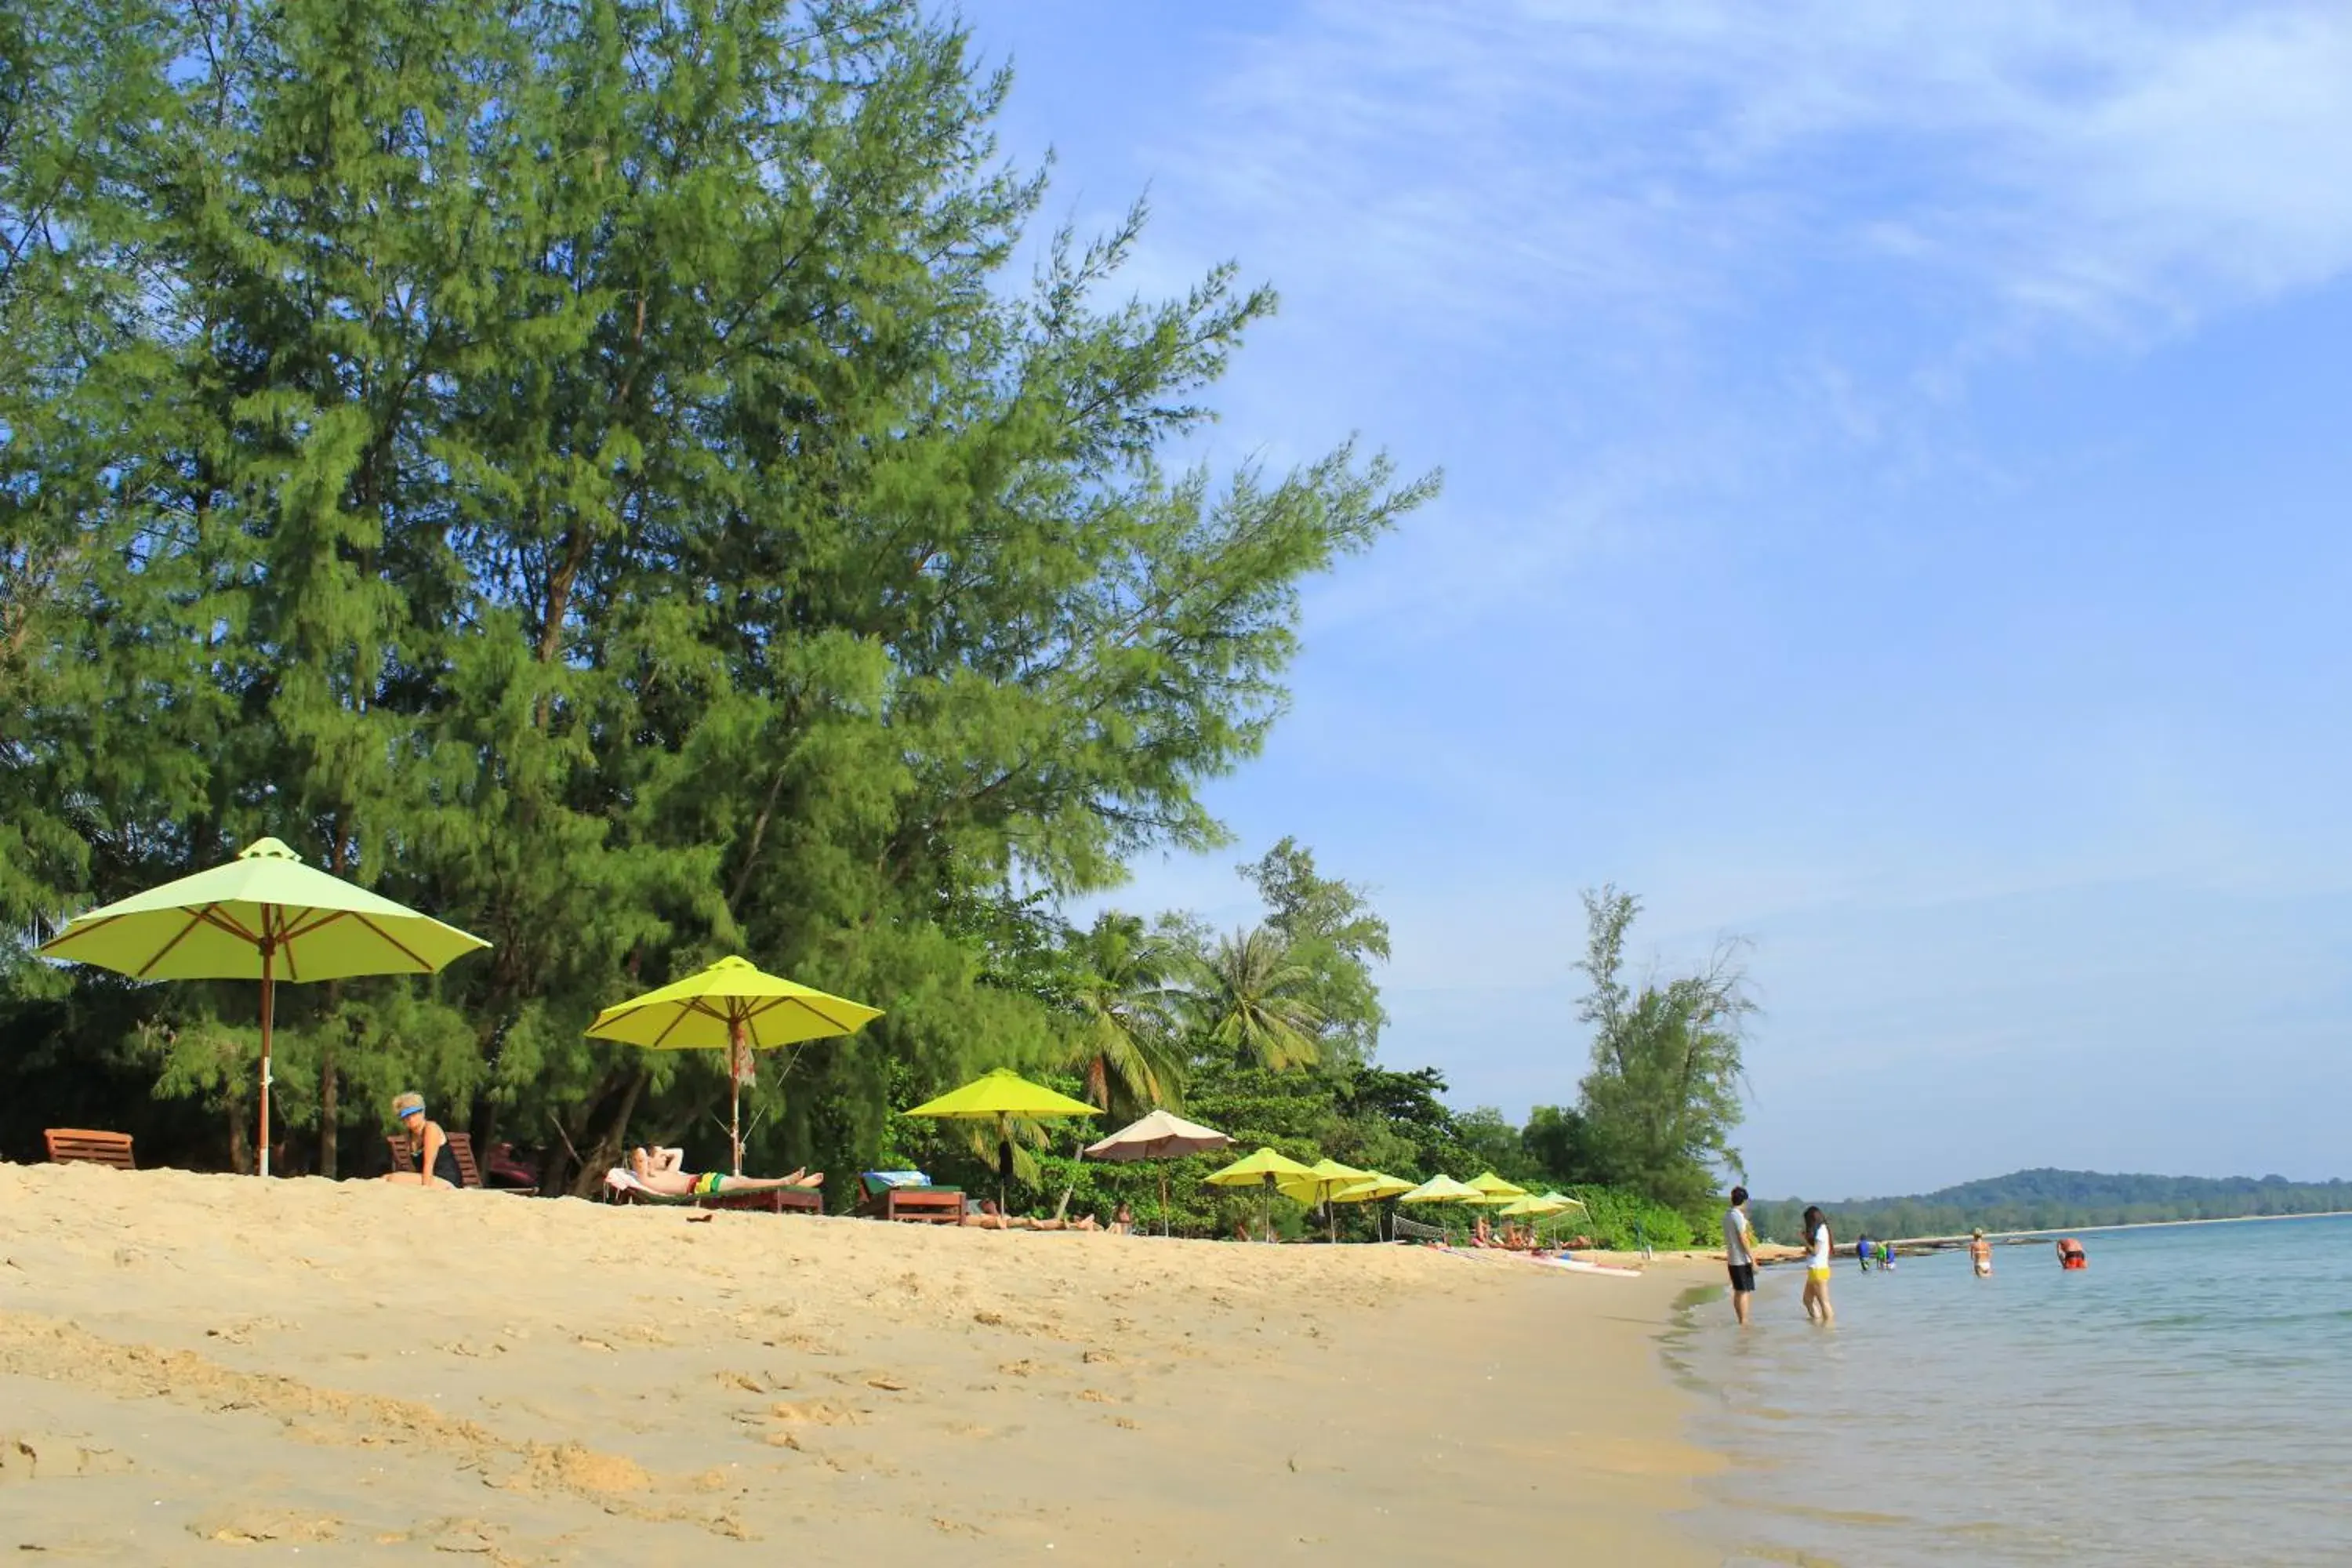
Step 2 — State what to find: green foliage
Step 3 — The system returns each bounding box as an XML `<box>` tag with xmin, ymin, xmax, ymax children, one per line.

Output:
<box><xmin>1188</xmin><ymin>926</ymin><xmax>1326</xmax><ymax>1071</ymax></box>
<box><xmin>1551</xmin><ymin>1185</ymin><xmax>1704</xmax><ymax>1251</ymax></box>
<box><xmin>1239</xmin><ymin>837</ymin><xmax>1391</xmax><ymax>1069</ymax></box>
<box><xmin>1055</xmin><ymin>911</ymin><xmax>1185</xmax><ymax>1118</ymax></box>
<box><xmin>1755</xmin><ymin>1167</ymin><xmax>2352</xmax><ymax>1242</ymax></box>
<box><xmin>1</xmin><ymin>0</ymin><xmax>1432</xmax><ymax>1181</ymax></box>
<box><xmin>1567</xmin><ymin>885</ymin><xmax>1752</xmax><ymax>1214</ymax></box>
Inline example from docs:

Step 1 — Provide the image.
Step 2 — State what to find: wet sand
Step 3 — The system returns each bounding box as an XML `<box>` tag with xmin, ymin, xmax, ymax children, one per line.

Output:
<box><xmin>0</xmin><ymin>1162</ymin><xmax>1718</xmax><ymax>1564</ymax></box>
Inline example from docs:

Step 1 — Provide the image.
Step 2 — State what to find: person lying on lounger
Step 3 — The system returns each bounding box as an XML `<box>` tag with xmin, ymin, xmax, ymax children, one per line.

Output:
<box><xmin>958</xmin><ymin>1200</ymin><xmax>1100</xmax><ymax>1231</ymax></box>
<box><xmin>625</xmin><ymin>1147</ymin><xmax>823</xmax><ymax>1198</ymax></box>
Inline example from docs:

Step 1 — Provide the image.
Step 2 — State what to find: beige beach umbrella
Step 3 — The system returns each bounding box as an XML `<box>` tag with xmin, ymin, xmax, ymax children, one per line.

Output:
<box><xmin>1083</xmin><ymin>1109</ymin><xmax>1234</xmax><ymax>1236</ymax></box>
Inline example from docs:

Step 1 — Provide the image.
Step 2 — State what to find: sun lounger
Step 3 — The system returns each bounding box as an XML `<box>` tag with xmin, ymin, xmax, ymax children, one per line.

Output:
<box><xmin>603</xmin><ymin>1167</ymin><xmax>822</xmax><ymax>1214</ymax></box>
<box><xmin>44</xmin><ymin>1128</ymin><xmax>135</xmax><ymax>1170</ymax></box>
<box><xmin>856</xmin><ymin>1171</ymin><xmax>966</xmax><ymax>1223</ymax></box>
<box><xmin>386</xmin><ymin>1131</ymin><xmax>535</xmax><ymax>1193</ymax></box>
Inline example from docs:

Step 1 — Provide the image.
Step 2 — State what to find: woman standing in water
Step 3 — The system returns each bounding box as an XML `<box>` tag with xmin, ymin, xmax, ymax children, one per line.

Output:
<box><xmin>1970</xmin><ymin>1229</ymin><xmax>1994</xmax><ymax>1277</ymax></box>
<box><xmin>1801</xmin><ymin>1205</ymin><xmax>1835</xmax><ymax>1324</ymax></box>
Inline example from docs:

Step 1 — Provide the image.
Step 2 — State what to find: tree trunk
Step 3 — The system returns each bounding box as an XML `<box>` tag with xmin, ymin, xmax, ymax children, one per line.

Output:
<box><xmin>319</xmin><ymin>1040</ymin><xmax>339</xmax><ymax>1178</ymax></box>
<box><xmin>565</xmin><ymin>1067</ymin><xmax>651</xmax><ymax>1198</ymax></box>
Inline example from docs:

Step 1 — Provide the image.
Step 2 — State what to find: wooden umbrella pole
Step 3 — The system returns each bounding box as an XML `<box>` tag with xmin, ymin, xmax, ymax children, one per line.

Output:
<box><xmin>257</xmin><ymin>935</ymin><xmax>276</xmax><ymax>1179</ymax></box>
<box><xmin>728</xmin><ymin>1018</ymin><xmax>746</xmax><ymax>1176</ymax></box>
<box><xmin>1160</xmin><ymin>1167</ymin><xmax>1171</xmax><ymax>1238</ymax></box>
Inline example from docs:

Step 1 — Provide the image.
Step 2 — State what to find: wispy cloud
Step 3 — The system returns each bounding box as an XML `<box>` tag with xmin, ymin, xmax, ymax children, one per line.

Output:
<box><xmin>1176</xmin><ymin>2</ymin><xmax>2352</xmax><ymax>343</ymax></box>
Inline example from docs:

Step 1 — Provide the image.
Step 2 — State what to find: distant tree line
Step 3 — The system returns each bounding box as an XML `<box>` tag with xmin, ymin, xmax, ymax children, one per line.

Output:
<box><xmin>1753</xmin><ymin>1168</ymin><xmax>2352</xmax><ymax>1242</ymax></box>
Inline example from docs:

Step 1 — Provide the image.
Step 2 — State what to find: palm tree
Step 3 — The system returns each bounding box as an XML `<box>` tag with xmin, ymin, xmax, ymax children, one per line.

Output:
<box><xmin>1063</xmin><ymin>913</ymin><xmax>1186</xmax><ymax>1116</ymax></box>
<box><xmin>1193</xmin><ymin>924</ymin><xmax>1323</xmax><ymax>1070</ymax></box>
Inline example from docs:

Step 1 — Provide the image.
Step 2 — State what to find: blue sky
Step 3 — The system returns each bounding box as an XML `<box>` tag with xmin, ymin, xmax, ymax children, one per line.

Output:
<box><xmin>958</xmin><ymin>1</ymin><xmax>2352</xmax><ymax>1200</ymax></box>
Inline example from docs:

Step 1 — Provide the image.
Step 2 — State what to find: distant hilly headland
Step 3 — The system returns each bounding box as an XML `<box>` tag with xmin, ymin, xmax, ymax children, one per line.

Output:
<box><xmin>1751</xmin><ymin>1167</ymin><xmax>2352</xmax><ymax>1242</ymax></box>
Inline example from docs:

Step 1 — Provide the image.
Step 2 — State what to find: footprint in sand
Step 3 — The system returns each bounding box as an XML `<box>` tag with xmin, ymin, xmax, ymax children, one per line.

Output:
<box><xmin>188</xmin><ymin>1506</ymin><xmax>341</xmax><ymax>1545</ymax></box>
<box><xmin>768</xmin><ymin>1399</ymin><xmax>863</xmax><ymax>1427</ymax></box>
<box><xmin>1</xmin><ymin>1432</ymin><xmax>134</xmax><ymax>1483</ymax></box>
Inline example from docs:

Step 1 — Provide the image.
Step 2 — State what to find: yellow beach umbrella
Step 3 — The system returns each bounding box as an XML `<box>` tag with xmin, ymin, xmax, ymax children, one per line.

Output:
<box><xmin>1205</xmin><ymin>1147</ymin><xmax>1315</xmax><ymax>1241</ymax></box>
<box><xmin>35</xmin><ymin>837</ymin><xmax>489</xmax><ymax>1177</ymax></box>
<box><xmin>1333</xmin><ymin>1171</ymin><xmax>1414</xmax><ymax>1203</ymax></box>
<box><xmin>587</xmin><ymin>956</ymin><xmax>882</xmax><ymax>1175</ymax></box>
<box><xmin>1332</xmin><ymin>1170</ymin><xmax>1414</xmax><ymax>1243</ymax></box>
<box><xmin>1277</xmin><ymin>1158</ymin><xmax>1372</xmax><ymax>1244</ymax></box>
<box><xmin>1399</xmin><ymin>1174</ymin><xmax>1482</xmax><ymax>1203</ymax></box>
<box><xmin>1467</xmin><ymin>1171</ymin><xmax>1528</xmax><ymax>1199</ymax></box>
<box><xmin>906</xmin><ymin>1068</ymin><xmax>1101</xmax><ymax>1212</ymax></box>
<box><xmin>1534</xmin><ymin>1191</ymin><xmax>1587</xmax><ymax>1236</ymax></box>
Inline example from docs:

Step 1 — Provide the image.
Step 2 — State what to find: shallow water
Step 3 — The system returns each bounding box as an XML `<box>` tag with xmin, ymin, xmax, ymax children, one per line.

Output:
<box><xmin>1667</xmin><ymin>1214</ymin><xmax>2352</xmax><ymax>1566</ymax></box>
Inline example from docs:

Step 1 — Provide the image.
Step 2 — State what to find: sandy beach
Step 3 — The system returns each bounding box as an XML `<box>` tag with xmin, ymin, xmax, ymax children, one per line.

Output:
<box><xmin>0</xmin><ymin>1163</ymin><xmax>1718</xmax><ymax>1565</ymax></box>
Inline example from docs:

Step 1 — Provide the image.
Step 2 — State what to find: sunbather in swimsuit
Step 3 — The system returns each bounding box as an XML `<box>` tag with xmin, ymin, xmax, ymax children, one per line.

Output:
<box><xmin>958</xmin><ymin>1200</ymin><xmax>1100</xmax><ymax>1231</ymax></box>
<box><xmin>383</xmin><ymin>1092</ymin><xmax>463</xmax><ymax>1189</ymax></box>
<box><xmin>626</xmin><ymin>1148</ymin><xmax>823</xmax><ymax>1196</ymax></box>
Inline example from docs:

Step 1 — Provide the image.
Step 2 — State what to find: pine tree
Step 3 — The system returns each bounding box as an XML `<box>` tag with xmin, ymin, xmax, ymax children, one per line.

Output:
<box><xmin>3</xmin><ymin>0</ymin><xmax>1434</xmax><ymax>1189</ymax></box>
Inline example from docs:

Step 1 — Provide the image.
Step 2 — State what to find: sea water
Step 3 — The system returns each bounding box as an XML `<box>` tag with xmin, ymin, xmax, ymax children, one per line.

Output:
<box><xmin>1664</xmin><ymin>1214</ymin><xmax>2352</xmax><ymax>1566</ymax></box>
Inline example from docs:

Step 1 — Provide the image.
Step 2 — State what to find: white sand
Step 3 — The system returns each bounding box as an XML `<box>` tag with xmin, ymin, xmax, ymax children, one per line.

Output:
<box><xmin>0</xmin><ymin>1162</ymin><xmax>1719</xmax><ymax>1563</ymax></box>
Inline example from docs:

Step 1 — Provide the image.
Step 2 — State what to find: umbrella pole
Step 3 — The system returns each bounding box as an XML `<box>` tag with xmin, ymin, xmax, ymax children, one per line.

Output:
<box><xmin>728</xmin><ymin>1020</ymin><xmax>746</xmax><ymax>1177</ymax></box>
<box><xmin>1160</xmin><ymin>1167</ymin><xmax>1170</xmax><ymax>1239</ymax></box>
<box><xmin>257</xmin><ymin>940</ymin><xmax>275</xmax><ymax>1178</ymax></box>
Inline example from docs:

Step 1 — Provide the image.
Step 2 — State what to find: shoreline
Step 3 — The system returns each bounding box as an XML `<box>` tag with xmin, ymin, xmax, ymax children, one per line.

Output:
<box><xmin>2</xmin><ymin>1162</ymin><xmax>1723</xmax><ymax>1563</ymax></box>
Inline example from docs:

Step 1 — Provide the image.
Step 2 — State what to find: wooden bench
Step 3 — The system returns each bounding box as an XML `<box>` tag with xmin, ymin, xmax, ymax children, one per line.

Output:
<box><xmin>44</xmin><ymin>1128</ymin><xmax>136</xmax><ymax>1170</ymax></box>
<box><xmin>858</xmin><ymin>1180</ymin><xmax>967</xmax><ymax>1224</ymax></box>
<box><xmin>387</xmin><ymin>1131</ymin><xmax>535</xmax><ymax>1193</ymax></box>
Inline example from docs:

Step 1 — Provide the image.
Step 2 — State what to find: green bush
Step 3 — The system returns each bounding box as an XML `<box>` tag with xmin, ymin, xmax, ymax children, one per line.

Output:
<box><xmin>1553</xmin><ymin>1185</ymin><xmax>1704</xmax><ymax>1251</ymax></box>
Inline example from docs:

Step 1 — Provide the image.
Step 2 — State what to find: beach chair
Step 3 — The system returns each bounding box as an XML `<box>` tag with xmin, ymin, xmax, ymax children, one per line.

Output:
<box><xmin>856</xmin><ymin>1172</ymin><xmax>966</xmax><ymax>1223</ymax></box>
<box><xmin>44</xmin><ymin>1128</ymin><xmax>136</xmax><ymax>1170</ymax></box>
<box><xmin>386</xmin><ymin>1131</ymin><xmax>535</xmax><ymax>1193</ymax></box>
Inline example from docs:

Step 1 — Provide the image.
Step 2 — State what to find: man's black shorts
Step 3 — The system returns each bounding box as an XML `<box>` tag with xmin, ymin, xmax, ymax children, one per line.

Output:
<box><xmin>1726</xmin><ymin>1263</ymin><xmax>1756</xmax><ymax>1293</ymax></box>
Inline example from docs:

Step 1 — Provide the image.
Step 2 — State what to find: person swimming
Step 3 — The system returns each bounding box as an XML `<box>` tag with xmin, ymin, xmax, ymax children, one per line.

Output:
<box><xmin>2056</xmin><ymin>1237</ymin><xmax>2088</xmax><ymax>1270</ymax></box>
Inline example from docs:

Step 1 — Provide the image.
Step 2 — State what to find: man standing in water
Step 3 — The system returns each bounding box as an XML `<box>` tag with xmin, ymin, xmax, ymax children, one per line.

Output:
<box><xmin>1723</xmin><ymin>1185</ymin><xmax>1757</xmax><ymax>1326</ymax></box>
